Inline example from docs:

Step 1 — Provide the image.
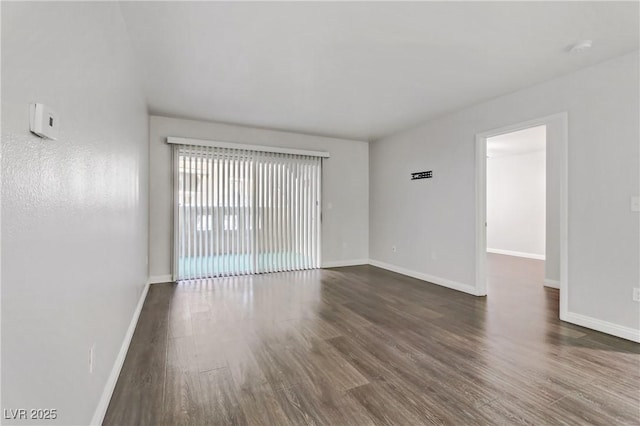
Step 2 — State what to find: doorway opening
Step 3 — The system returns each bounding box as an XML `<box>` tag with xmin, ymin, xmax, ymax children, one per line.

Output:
<box><xmin>486</xmin><ymin>125</ymin><xmax>549</xmax><ymax>309</ymax></box>
<box><xmin>475</xmin><ymin>113</ymin><xmax>568</xmax><ymax>320</ymax></box>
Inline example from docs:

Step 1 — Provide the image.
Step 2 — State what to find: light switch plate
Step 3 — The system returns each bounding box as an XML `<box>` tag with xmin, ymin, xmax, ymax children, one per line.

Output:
<box><xmin>631</xmin><ymin>196</ymin><xmax>640</xmax><ymax>212</ymax></box>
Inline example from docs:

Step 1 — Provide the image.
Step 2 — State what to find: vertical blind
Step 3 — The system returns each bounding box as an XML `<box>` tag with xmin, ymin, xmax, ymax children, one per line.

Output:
<box><xmin>174</xmin><ymin>144</ymin><xmax>322</xmax><ymax>280</ymax></box>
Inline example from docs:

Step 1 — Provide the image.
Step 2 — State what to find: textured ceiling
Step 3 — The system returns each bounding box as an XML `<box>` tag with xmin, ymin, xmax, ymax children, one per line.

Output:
<box><xmin>120</xmin><ymin>1</ymin><xmax>639</xmax><ymax>141</ymax></box>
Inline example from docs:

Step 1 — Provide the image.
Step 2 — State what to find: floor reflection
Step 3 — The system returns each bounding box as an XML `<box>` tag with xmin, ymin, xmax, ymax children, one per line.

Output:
<box><xmin>104</xmin><ymin>260</ymin><xmax>640</xmax><ymax>425</ymax></box>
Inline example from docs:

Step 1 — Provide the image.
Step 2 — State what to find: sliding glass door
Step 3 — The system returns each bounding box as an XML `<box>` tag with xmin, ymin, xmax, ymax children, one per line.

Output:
<box><xmin>174</xmin><ymin>144</ymin><xmax>321</xmax><ymax>280</ymax></box>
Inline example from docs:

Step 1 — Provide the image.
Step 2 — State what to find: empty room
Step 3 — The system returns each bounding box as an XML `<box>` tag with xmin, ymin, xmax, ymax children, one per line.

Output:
<box><xmin>2</xmin><ymin>1</ymin><xmax>639</xmax><ymax>425</ymax></box>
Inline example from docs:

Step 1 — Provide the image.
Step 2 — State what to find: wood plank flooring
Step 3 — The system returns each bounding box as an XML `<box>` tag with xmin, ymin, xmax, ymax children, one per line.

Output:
<box><xmin>104</xmin><ymin>254</ymin><xmax>640</xmax><ymax>425</ymax></box>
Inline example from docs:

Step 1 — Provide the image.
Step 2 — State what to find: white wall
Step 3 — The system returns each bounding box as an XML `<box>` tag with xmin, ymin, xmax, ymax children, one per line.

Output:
<box><xmin>149</xmin><ymin>116</ymin><xmax>369</xmax><ymax>281</ymax></box>
<box><xmin>1</xmin><ymin>3</ymin><xmax>149</xmax><ymax>425</ymax></box>
<box><xmin>544</xmin><ymin>120</ymin><xmax>562</xmax><ymax>284</ymax></box>
<box><xmin>370</xmin><ymin>51</ymin><xmax>639</xmax><ymax>336</ymax></box>
<box><xmin>487</xmin><ymin>150</ymin><xmax>546</xmax><ymax>259</ymax></box>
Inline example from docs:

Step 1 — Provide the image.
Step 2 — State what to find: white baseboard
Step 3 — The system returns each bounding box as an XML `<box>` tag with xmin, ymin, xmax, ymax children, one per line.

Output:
<box><xmin>91</xmin><ymin>283</ymin><xmax>150</xmax><ymax>425</ymax></box>
<box><xmin>487</xmin><ymin>248</ymin><xmax>545</xmax><ymax>260</ymax></box>
<box><xmin>368</xmin><ymin>259</ymin><xmax>480</xmax><ymax>296</ymax></box>
<box><xmin>544</xmin><ymin>278</ymin><xmax>560</xmax><ymax>289</ymax></box>
<box><xmin>322</xmin><ymin>259</ymin><xmax>369</xmax><ymax>268</ymax></box>
<box><xmin>148</xmin><ymin>274</ymin><xmax>173</xmax><ymax>284</ymax></box>
<box><xmin>562</xmin><ymin>311</ymin><xmax>640</xmax><ymax>343</ymax></box>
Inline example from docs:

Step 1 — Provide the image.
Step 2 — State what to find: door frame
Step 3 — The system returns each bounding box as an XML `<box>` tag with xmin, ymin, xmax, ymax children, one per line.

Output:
<box><xmin>475</xmin><ymin>112</ymin><xmax>569</xmax><ymax>320</ymax></box>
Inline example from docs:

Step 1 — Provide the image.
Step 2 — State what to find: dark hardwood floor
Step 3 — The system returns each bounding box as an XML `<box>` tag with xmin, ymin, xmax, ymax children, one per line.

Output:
<box><xmin>104</xmin><ymin>254</ymin><xmax>640</xmax><ymax>425</ymax></box>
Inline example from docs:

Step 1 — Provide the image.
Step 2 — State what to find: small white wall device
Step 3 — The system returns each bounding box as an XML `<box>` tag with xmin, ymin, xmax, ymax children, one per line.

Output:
<box><xmin>29</xmin><ymin>103</ymin><xmax>58</xmax><ymax>140</ymax></box>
